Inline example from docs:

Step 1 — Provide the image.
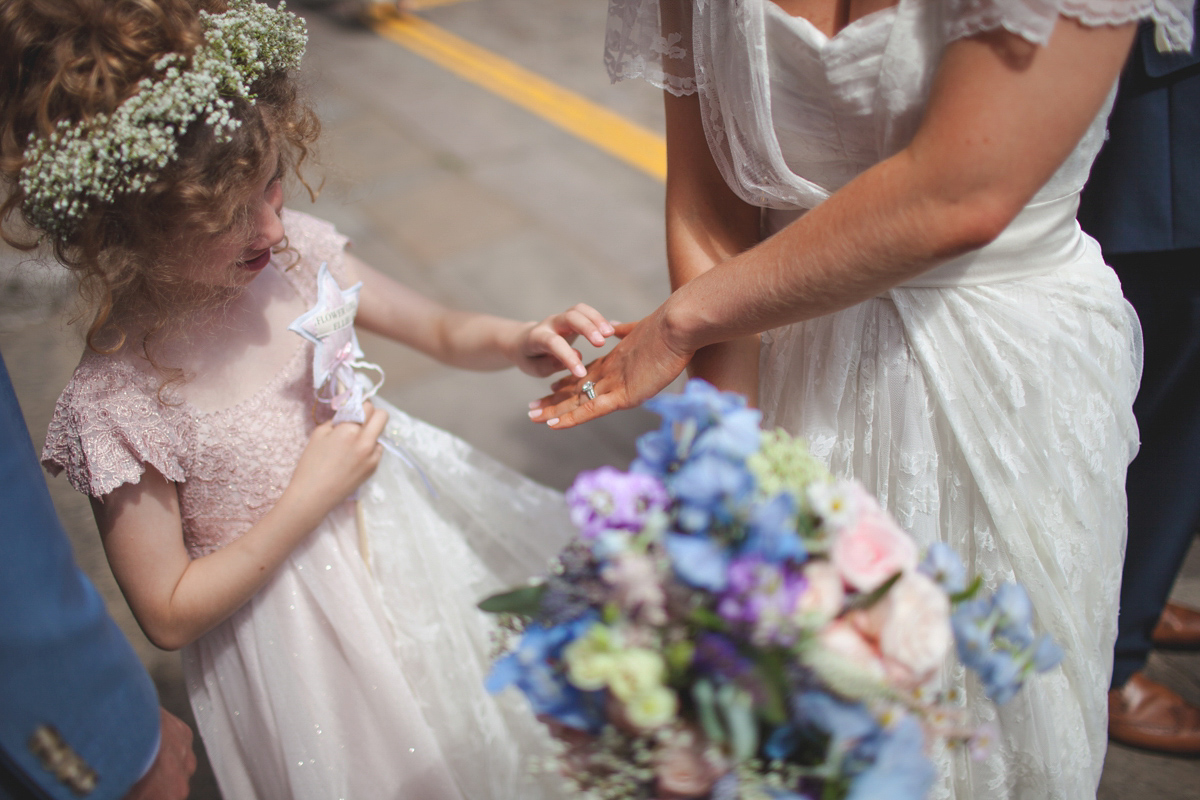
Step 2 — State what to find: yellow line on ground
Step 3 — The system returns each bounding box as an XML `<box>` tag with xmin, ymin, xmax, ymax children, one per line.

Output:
<box><xmin>367</xmin><ymin>10</ymin><xmax>667</xmax><ymax>182</ymax></box>
<box><xmin>404</xmin><ymin>0</ymin><xmax>473</xmax><ymax>10</ymax></box>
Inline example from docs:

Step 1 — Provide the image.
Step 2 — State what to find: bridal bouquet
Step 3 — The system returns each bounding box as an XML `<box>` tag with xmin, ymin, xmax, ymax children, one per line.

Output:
<box><xmin>483</xmin><ymin>379</ymin><xmax>1061</xmax><ymax>800</ymax></box>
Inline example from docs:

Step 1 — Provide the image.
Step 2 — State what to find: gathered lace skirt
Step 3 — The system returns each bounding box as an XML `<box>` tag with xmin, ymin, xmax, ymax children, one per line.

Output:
<box><xmin>759</xmin><ymin>238</ymin><xmax>1141</xmax><ymax>800</ymax></box>
<box><xmin>182</xmin><ymin>400</ymin><xmax>569</xmax><ymax>800</ymax></box>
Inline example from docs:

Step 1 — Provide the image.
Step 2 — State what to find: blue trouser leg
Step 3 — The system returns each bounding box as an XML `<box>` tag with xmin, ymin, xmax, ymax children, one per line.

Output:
<box><xmin>1110</xmin><ymin>249</ymin><xmax>1200</xmax><ymax>688</ymax></box>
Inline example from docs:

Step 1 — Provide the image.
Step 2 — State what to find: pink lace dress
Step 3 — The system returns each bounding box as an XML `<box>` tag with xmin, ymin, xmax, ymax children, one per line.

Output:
<box><xmin>43</xmin><ymin>211</ymin><xmax>567</xmax><ymax>800</ymax></box>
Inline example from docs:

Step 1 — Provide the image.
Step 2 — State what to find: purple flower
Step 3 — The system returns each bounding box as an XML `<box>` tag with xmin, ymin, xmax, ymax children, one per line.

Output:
<box><xmin>693</xmin><ymin>633</ymin><xmax>753</xmax><ymax>680</ymax></box>
<box><xmin>718</xmin><ymin>556</ymin><xmax>808</xmax><ymax>645</ymax></box>
<box><xmin>566</xmin><ymin>467</ymin><xmax>669</xmax><ymax>540</ymax></box>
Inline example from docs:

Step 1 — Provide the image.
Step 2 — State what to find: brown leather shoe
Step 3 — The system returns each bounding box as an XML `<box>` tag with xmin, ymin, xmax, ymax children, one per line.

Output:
<box><xmin>1109</xmin><ymin>672</ymin><xmax>1200</xmax><ymax>755</ymax></box>
<box><xmin>1152</xmin><ymin>602</ymin><xmax>1200</xmax><ymax>649</ymax></box>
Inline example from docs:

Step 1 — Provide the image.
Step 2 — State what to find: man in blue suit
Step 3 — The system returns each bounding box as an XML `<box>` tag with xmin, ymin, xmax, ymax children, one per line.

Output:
<box><xmin>0</xmin><ymin>352</ymin><xmax>195</xmax><ymax>799</ymax></box>
<box><xmin>1079</xmin><ymin>11</ymin><xmax>1200</xmax><ymax>756</ymax></box>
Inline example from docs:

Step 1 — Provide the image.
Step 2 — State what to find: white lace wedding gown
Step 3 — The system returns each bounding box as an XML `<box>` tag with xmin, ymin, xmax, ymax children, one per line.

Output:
<box><xmin>606</xmin><ymin>1</ymin><xmax>1194</xmax><ymax>799</ymax></box>
<box><xmin>43</xmin><ymin>211</ymin><xmax>566</xmax><ymax>800</ymax></box>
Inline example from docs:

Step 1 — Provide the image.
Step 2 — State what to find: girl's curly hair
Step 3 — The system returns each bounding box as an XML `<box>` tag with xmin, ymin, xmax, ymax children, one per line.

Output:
<box><xmin>0</xmin><ymin>0</ymin><xmax>320</xmax><ymax>359</ymax></box>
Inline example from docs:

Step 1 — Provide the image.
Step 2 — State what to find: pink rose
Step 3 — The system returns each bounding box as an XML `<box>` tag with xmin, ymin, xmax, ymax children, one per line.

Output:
<box><xmin>795</xmin><ymin>561</ymin><xmax>846</xmax><ymax>624</ymax></box>
<box><xmin>654</xmin><ymin>735</ymin><xmax>722</xmax><ymax>799</ymax></box>
<box><xmin>830</xmin><ymin>493</ymin><xmax>918</xmax><ymax>592</ymax></box>
<box><xmin>865</xmin><ymin>572</ymin><xmax>951</xmax><ymax>689</ymax></box>
<box><xmin>818</xmin><ymin>619</ymin><xmax>887</xmax><ymax>682</ymax></box>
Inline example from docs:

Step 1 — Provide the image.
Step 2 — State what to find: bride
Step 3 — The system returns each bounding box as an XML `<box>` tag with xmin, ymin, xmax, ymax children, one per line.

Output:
<box><xmin>532</xmin><ymin>0</ymin><xmax>1195</xmax><ymax>798</ymax></box>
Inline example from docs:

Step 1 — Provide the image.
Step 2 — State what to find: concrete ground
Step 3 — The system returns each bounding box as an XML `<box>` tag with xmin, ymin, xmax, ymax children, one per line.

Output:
<box><xmin>2</xmin><ymin>1</ymin><xmax>1197</xmax><ymax>797</ymax></box>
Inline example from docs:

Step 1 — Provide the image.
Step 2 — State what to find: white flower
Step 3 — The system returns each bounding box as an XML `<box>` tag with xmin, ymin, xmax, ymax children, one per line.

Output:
<box><xmin>607</xmin><ymin>648</ymin><xmax>666</xmax><ymax>702</ymax></box>
<box><xmin>20</xmin><ymin>0</ymin><xmax>307</xmax><ymax>241</ymax></box>
<box><xmin>624</xmin><ymin>686</ymin><xmax>679</xmax><ymax>730</ymax></box>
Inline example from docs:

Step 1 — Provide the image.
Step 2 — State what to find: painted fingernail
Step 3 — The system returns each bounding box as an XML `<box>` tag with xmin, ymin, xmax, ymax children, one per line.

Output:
<box><xmin>573</xmin><ymin>364</ymin><xmax>587</xmax><ymax>377</ymax></box>
<box><xmin>546</xmin><ymin>418</ymin><xmax>560</xmax><ymax>426</ymax></box>
<box><xmin>528</xmin><ymin>409</ymin><xmax>540</xmax><ymax>419</ymax></box>
<box><xmin>528</xmin><ymin>400</ymin><xmax>539</xmax><ymax>409</ymax></box>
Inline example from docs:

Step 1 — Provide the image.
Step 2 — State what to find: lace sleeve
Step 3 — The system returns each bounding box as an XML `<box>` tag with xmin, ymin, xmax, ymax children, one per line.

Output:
<box><xmin>606</xmin><ymin>0</ymin><xmax>698</xmax><ymax>96</ymax></box>
<box><xmin>41</xmin><ymin>358</ymin><xmax>188</xmax><ymax>498</ymax></box>
<box><xmin>945</xmin><ymin>0</ymin><xmax>1194</xmax><ymax>51</ymax></box>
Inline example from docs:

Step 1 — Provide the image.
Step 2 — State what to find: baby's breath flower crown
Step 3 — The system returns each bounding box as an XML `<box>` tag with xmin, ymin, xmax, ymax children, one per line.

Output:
<box><xmin>18</xmin><ymin>0</ymin><xmax>307</xmax><ymax>242</ymax></box>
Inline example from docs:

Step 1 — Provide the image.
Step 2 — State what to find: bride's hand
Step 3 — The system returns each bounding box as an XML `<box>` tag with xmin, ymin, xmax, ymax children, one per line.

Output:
<box><xmin>528</xmin><ymin>310</ymin><xmax>693</xmax><ymax>429</ymax></box>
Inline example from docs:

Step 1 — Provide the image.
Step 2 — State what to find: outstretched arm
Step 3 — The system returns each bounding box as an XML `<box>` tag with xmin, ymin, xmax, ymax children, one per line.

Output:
<box><xmin>346</xmin><ymin>253</ymin><xmax>614</xmax><ymax>377</ymax></box>
<box><xmin>531</xmin><ymin>17</ymin><xmax>1136</xmax><ymax>428</ymax></box>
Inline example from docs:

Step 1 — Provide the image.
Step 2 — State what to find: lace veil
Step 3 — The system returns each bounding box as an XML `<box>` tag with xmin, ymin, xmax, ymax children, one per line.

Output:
<box><xmin>605</xmin><ymin>0</ymin><xmax>1196</xmax><ymax>211</ymax></box>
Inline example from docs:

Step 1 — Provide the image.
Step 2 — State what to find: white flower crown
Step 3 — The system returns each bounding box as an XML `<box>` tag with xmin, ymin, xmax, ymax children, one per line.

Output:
<box><xmin>19</xmin><ymin>0</ymin><xmax>307</xmax><ymax>241</ymax></box>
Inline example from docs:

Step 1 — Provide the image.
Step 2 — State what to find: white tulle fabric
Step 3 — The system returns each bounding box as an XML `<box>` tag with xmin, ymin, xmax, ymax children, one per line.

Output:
<box><xmin>602</xmin><ymin>1</ymin><xmax>1179</xmax><ymax>798</ymax></box>
<box><xmin>43</xmin><ymin>212</ymin><xmax>569</xmax><ymax>800</ymax></box>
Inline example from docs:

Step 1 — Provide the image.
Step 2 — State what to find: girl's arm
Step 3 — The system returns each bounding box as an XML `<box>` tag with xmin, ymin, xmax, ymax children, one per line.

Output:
<box><xmin>93</xmin><ymin>404</ymin><xmax>389</xmax><ymax>651</ymax></box>
<box><xmin>663</xmin><ymin>90</ymin><xmax>763</xmax><ymax>403</ymax></box>
<box><xmin>346</xmin><ymin>253</ymin><xmax>614</xmax><ymax>378</ymax></box>
<box><xmin>532</xmin><ymin>18</ymin><xmax>1136</xmax><ymax>427</ymax></box>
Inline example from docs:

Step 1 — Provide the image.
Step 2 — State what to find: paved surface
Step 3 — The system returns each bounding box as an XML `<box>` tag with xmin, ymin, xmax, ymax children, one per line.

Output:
<box><xmin>1</xmin><ymin>2</ymin><xmax>1197</xmax><ymax>797</ymax></box>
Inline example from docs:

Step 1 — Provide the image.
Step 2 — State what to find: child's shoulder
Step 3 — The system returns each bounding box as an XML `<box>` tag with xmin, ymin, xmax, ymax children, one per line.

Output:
<box><xmin>42</xmin><ymin>350</ymin><xmax>188</xmax><ymax>498</ymax></box>
<box><xmin>279</xmin><ymin>208</ymin><xmax>354</xmax><ymax>296</ymax></box>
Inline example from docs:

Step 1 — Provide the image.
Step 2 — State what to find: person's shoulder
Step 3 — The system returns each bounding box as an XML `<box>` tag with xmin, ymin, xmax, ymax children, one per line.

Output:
<box><xmin>43</xmin><ymin>349</ymin><xmax>187</xmax><ymax>498</ymax></box>
<box><xmin>279</xmin><ymin>207</ymin><xmax>354</xmax><ymax>294</ymax></box>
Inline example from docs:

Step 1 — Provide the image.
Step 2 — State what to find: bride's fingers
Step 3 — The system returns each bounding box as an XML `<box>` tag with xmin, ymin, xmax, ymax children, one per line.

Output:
<box><xmin>545</xmin><ymin>390</ymin><xmax>622</xmax><ymax>429</ymax></box>
<box><xmin>528</xmin><ymin>387</ymin><xmax>579</xmax><ymax>419</ymax></box>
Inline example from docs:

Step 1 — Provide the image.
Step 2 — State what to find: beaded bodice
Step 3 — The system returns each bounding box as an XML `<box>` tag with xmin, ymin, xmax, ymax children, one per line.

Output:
<box><xmin>43</xmin><ymin>210</ymin><xmax>349</xmax><ymax>558</ymax></box>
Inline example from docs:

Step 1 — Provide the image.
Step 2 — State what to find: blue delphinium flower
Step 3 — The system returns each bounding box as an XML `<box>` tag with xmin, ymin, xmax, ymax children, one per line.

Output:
<box><xmin>485</xmin><ymin>616</ymin><xmax>604</xmax><ymax>731</ymax></box>
<box><xmin>632</xmin><ymin>425</ymin><xmax>677</xmax><ymax>476</ymax></box>
<box><xmin>844</xmin><ymin>716</ymin><xmax>935</xmax><ymax>800</ymax></box>
<box><xmin>665</xmin><ymin>533</ymin><xmax>731</xmax><ymax>591</ymax></box>
<box><xmin>978</xmin><ymin>650</ymin><xmax>1025</xmax><ymax>705</ymax></box>
<box><xmin>792</xmin><ymin>690</ymin><xmax>879</xmax><ymax>750</ymax></box>
<box><xmin>919</xmin><ymin>542</ymin><xmax>967</xmax><ymax>595</ymax></box>
<box><xmin>951</xmin><ymin>598</ymin><xmax>993</xmax><ymax>670</ymax></box>
<box><xmin>672</xmin><ymin>452</ymin><xmax>756</xmax><ymax>532</ymax></box>
<box><xmin>1031</xmin><ymin>633</ymin><xmax>1064</xmax><ymax>672</ymax></box>
<box><xmin>645</xmin><ymin>378</ymin><xmax>749</xmax><ymax>429</ymax></box>
<box><xmin>991</xmin><ymin>583</ymin><xmax>1035</xmax><ymax>648</ymax></box>
<box><xmin>691</xmin><ymin>404</ymin><xmax>764</xmax><ymax>461</ymax></box>
<box><xmin>742</xmin><ymin>493</ymin><xmax>806</xmax><ymax>564</ymax></box>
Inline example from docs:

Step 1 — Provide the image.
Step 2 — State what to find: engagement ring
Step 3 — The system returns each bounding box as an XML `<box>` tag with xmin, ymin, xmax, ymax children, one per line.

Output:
<box><xmin>581</xmin><ymin>381</ymin><xmax>596</xmax><ymax>400</ymax></box>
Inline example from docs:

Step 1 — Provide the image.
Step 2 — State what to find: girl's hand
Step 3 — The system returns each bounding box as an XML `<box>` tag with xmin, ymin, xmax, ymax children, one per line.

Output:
<box><xmin>284</xmin><ymin>401</ymin><xmax>390</xmax><ymax>519</ymax></box>
<box><xmin>510</xmin><ymin>303</ymin><xmax>617</xmax><ymax>378</ymax></box>
<box><xmin>528</xmin><ymin>312</ymin><xmax>693</xmax><ymax>429</ymax></box>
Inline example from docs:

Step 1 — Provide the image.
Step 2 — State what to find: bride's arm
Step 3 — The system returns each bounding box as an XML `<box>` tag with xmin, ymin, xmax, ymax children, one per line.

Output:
<box><xmin>663</xmin><ymin>91</ymin><xmax>762</xmax><ymax>404</ymax></box>
<box><xmin>532</xmin><ymin>18</ymin><xmax>1136</xmax><ymax>427</ymax></box>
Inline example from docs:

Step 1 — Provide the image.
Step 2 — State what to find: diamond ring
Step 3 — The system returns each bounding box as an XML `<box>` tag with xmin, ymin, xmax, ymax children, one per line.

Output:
<box><xmin>581</xmin><ymin>380</ymin><xmax>596</xmax><ymax>400</ymax></box>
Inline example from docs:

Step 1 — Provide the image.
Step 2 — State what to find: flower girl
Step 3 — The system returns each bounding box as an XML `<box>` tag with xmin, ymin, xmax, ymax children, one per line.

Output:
<box><xmin>1</xmin><ymin>1</ymin><xmax>606</xmax><ymax>797</ymax></box>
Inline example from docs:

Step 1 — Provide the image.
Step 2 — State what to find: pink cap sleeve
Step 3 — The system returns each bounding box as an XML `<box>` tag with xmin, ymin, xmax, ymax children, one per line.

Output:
<box><xmin>42</xmin><ymin>358</ymin><xmax>188</xmax><ymax>499</ymax></box>
<box><xmin>278</xmin><ymin>208</ymin><xmax>353</xmax><ymax>303</ymax></box>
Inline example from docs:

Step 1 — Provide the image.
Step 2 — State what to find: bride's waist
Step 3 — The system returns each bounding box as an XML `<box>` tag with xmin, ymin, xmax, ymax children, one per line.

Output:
<box><xmin>762</xmin><ymin>193</ymin><xmax>1091</xmax><ymax>289</ymax></box>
